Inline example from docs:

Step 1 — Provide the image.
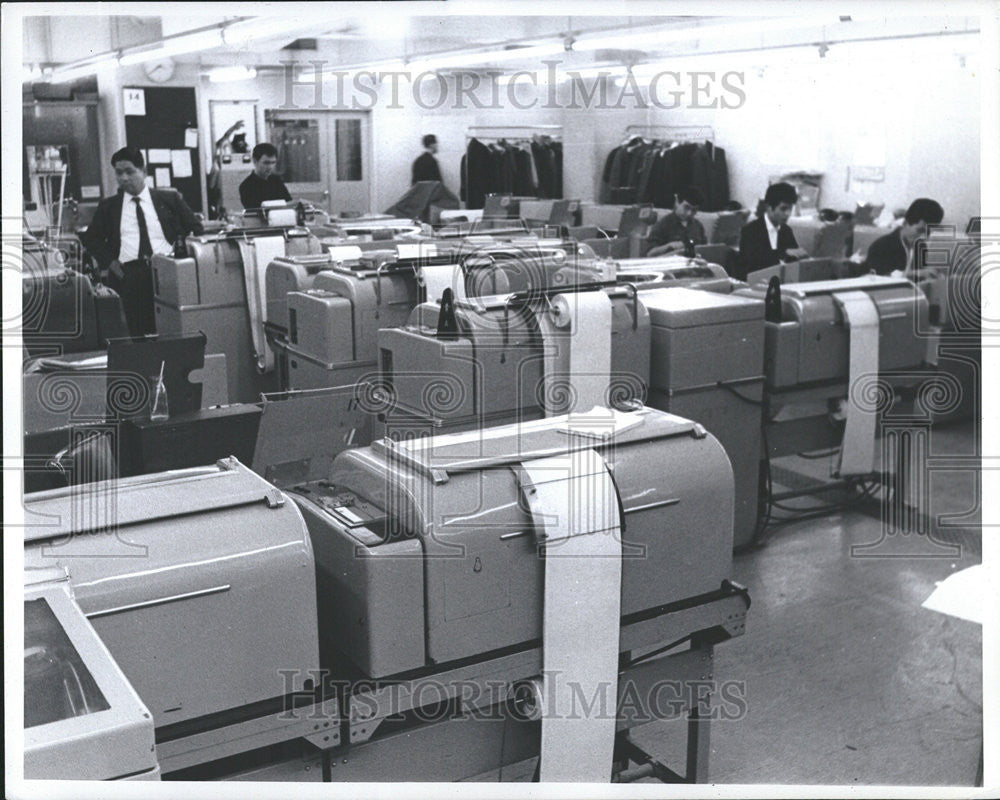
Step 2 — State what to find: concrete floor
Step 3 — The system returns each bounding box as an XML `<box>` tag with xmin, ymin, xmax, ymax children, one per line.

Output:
<box><xmin>194</xmin><ymin>421</ymin><xmax>985</xmax><ymax>786</ymax></box>
<box><xmin>631</xmin><ymin>418</ymin><xmax>983</xmax><ymax>786</ymax></box>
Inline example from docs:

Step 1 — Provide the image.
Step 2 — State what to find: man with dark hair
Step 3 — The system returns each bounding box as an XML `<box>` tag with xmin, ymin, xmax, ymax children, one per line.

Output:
<box><xmin>736</xmin><ymin>182</ymin><xmax>809</xmax><ymax>278</ymax></box>
<box><xmin>863</xmin><ymin>198</ymin><xmax>944</xmax><ymax>275</ymax></box>
<box><xmin>82</xmin><ymin>146</ymin><xmax>203</xmax><ymax>336</ymax></box>
<box><xmin>239</xmin><ymin>142</ymin><xmax>292</xmax><ymax>209</ymax></box>
<box><xmin>412</xmin><ymin>134</ymin><xmax>443</xmax><ymax>185</ymax></box>
<box><xmin>646</xmin><ymin>185</ymin><xmax>707</xmax><ymax>257</ymax></box>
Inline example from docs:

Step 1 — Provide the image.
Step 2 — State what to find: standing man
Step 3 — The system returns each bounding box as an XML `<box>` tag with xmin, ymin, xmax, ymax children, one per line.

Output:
<box><xmin>82</xmin><ymin>147</ymin><xmax>203</xmax><ymax>336</ymax></box>
<box><xmin>863</xmin><ymin>198</ymin><xmax>944</xmax><ymax>275</ymax></box>
<box><xmin>737</xmin><ymin>182</ymin><xmax>809</xmax><ymax>279</ymax></box>
<box><xmin>646</xmin><ymin>186</ymin><xmax>708</xmax><ymax>257</ymax></box>
<box><xmin>239</xmin><ymin>143</ymin><xmax>292</xmax><ymax>209</ymax></box>
<box><xmin>412</xmin><ymin>134</ymin><xmax>443</xmax><ymax>185</ymax></box>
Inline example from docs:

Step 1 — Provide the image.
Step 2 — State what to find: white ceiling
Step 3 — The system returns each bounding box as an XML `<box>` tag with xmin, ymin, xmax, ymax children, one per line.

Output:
<box><xmin>23</xmin><ymin>14</ymin><xmax>695</xmax><ymax>66</ymax></box>
<box><xmin>21</xmin><ymin>11</ymin><xmax>981</xmax><ymax>74</ymax></box>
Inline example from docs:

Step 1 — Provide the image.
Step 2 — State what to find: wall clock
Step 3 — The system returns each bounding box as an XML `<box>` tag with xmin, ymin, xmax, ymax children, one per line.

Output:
<box><xmin>143</xmin><ymin>58</ymin><xmax>176</xmax><ymax>83</ymax></box>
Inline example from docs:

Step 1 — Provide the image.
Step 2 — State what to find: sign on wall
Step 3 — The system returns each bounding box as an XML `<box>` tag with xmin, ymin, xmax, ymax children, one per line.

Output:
<box><xmin>123</xmin><ymin>88</ymin><xmax>146</xmax><ymax>116</ymax></box>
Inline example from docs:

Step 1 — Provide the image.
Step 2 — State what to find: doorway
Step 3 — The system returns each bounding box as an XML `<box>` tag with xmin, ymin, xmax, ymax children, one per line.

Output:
<box><xmin>265</xmin><ymin>109</ymin><xmax>371</xmax><ymax>215</ymax></box>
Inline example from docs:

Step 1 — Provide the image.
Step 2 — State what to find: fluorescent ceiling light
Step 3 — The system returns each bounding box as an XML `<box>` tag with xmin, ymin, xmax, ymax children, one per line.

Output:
<box><xmin>222</xmin><ymin>17</ymin><xmax>316</xmax><ymax>44</ymax></box>
<box><xmin>497</xmin><ymin>65</ymin><xmax>628</xmax><ymax>86</ymax></box>
<box><xmin>561</xmin><ymin>65</ymin><xmax>629</xmax><ymax>80</ymax></box>
<box><xmin>828</xmin><ymin>30</ymin><xmax>979</xmax><ymax>58</ymax></box>
<box><xmin>303</xmin><ymin>61</ymin><xmax>407</xmax><ymax>82</ymax></box>
<box><xmin>495</xmin><ymin>69</ymin><xmax>558</xmax><ymax>88</ymax></box>
<box><xmin>208</xmin><ymin>65</ymin><xmax>258</xmax><ymax>83</ymax></box>
<box><xmin>119</xmin><ymin>28</ymin><xmax>224</xmax><ymax>66</ymax></box>
<box><xmin>408</xmin><ymin>42</ymin><xmax>566</xmax><ymax>71</ymax></box>
<box><xmin>47</xmin><ymin>57</ymin><xmax>120</xmax><ymax>84</ymax></box>
<box><xmin>620</xmin><ymin>29</ymin><xmax>981</xmax><ymax>74</ymax></box>
<box><xmin>574</xmin><ymin>17</ymin><xmax>843</xmax><ymax>51</ymax></box>
<box><xmin>305</xmin><ymin>43</ymin><xmax>566</xmax><ymax>82</ymax></box>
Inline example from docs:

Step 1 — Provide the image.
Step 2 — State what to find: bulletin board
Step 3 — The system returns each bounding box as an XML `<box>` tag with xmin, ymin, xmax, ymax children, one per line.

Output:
<box><xmin>124</xmin><ymin>86</ymin><xmax>203</xmax><ymax>214</ymax></box>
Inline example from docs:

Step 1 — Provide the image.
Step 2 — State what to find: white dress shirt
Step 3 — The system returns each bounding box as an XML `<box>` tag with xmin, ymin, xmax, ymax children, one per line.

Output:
<box><xmin>119</xmin><ymin>186</ymin><xmax>172</xmax><ymax>262</ymax></box>
<box><xmin>764</xmin><ymin>213</ymin><xmax>781</xmax><ymax>251</ymax></box>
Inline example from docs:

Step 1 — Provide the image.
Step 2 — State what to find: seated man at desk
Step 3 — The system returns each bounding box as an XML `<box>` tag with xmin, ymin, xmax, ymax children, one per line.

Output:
<box><xmin>646</xmin><ymin>186</ymin><xmax>707</xmax><ymax>257</ymax></box>
<box><xmin>82</xmin><ymin>147</ymin><xmax>203</xmax><ymax>337</ymax></box>
<box><xmin>737</xmin><ymin>182</ymin><xmax>809</xmax><ymax>279</ymax></box>
<box><xmin>239</xmin><ymin>143</ymin><xmax>292</xmax><ymax>209</ymax></box>
<box><xmin>862</xmin><ymin>198</ymin><xmax>944</xmax><ymax>275</ymax></box>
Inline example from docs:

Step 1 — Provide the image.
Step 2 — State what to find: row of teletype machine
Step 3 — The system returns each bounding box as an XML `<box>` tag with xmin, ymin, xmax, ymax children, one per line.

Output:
<box><xmin>20</xmin><ymin>198</ymin><xmax>979</xmax><ymax>782</ymax></box>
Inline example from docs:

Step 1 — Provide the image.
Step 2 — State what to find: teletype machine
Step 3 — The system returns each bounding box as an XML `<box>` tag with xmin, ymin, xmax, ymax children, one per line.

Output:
<box><xmin>611</xmin><ymin>255</ymin><xmax>742</xmax><ymax>294</ymax></box>
<box><xmin>22</xmin><ymin>406</ymin><xmax>750</xmax><ymax>783</ymax></box>
<box><xmin>378</xmin><ymin>264</ymin><xmax>935</xmax><ymax>546</ymax></box>
<box><xmin>378</xmin><ymin>266</ymin><xmax>764</xmax><ymax>545</ymax></box>
<box><xmin>152</xmin><ymin>223</ymin><xmax>323</xmax><ymax>402</ymax></box>
<box><xmin>736</xmin><ymin>275</ymin><xmax>931</xmax><ymax>459</ymax></box>
<box><xmin>270</xmin><ymin>240</ymin><xmax>602</xmax><ymax>391</ymax></box>
<box><xmin>630</xmin><ymin>270</ymin><xmax>932</xmax><ymax>541</ymax></box>
<box><xmin>733</xmin><ymin>273</ymin><xmax>936</xmax><ymax>537</ymax></box>
<box><xmin>378</xmin><ymin>277</ymin><xmax>650</xmax><ymax>432</ymax></box>
<box><xmin>24</xmin><ymin>568</ymin><xmax>159</xmax><ymax>780</ymax></box>
<box><xmin>23</xmin><ymin>460</ymin><xmax>326</xmax><ymax>777</ymax></box>
<box><xmin>637</xmin><ymin>288</ymin><xmax>766</xmax><ymax>548</ymax></box>
<box><xmin>22</xmin><ymin>261</ymin><xmax>129</xmax><ymax>357</ymax></box>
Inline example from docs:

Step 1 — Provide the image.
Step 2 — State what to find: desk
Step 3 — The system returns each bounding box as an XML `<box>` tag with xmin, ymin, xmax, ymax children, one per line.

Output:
<box><xmin>121</xmin><ymin>404</ymin><xmax>262</xmax><ymax>476</ymax></box>
<box><xmin>23</xmin><ymin>403</ymin><xmax>262</xmax><ymax>493</ymax></box>
<box><xmin>23</xmin><ymin>351</ymin><xmax>229</xmax><ymax>434</ymax></box>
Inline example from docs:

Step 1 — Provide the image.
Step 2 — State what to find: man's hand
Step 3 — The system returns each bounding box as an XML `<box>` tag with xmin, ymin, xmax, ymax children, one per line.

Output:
<box><xmin>646</xmin><ymin>241</ymin><xmax>686</xmax><ymax>258</ymax></box>
<box><xmin>784</xmin><ymin>247</ymin><xmax>809</xmax><ymax>261</ymax></box>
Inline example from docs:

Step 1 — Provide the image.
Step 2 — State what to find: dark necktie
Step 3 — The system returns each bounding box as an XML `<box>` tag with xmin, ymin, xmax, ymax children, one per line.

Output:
<box><xmin>133</xmin><ymin>196</ymin><xmax>153</xmax><ymax>261</ymax></box>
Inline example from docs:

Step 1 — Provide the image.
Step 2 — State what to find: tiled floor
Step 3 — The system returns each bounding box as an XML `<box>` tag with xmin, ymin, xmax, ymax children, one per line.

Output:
<box><xmin>631</xmin><ymin>418</ymin><xmax>983</xmax><ymax>786</ymax></box>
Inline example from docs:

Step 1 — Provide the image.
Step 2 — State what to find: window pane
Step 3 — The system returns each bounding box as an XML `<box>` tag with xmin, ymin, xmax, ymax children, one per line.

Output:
<box><xmin>336</xmin><ymin>119</ymin><xmax>362</xmax><ymax>182</ymax></box>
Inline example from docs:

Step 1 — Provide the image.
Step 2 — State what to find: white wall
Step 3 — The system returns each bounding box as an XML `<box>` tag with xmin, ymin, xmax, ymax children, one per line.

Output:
<box><xmin>703</xmin><ymin>54</ymin><xmax>981</xmax><ymax>224</ymax></box>
<box><xmin>90</xmin><ymin>42</ymin><xmax>981</xmax><ymax>225</ymax></box>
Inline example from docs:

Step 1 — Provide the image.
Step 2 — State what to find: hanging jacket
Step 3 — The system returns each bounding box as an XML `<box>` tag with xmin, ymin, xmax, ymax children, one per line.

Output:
<box><xmin>463</xmin><ymin>138</ymin><xmax>493</xmax><ymax>209</ymax></box>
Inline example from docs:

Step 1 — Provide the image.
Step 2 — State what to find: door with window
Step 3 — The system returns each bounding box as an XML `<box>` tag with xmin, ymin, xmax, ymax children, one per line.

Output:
<box><xmin>265</xmin><ymin>110</ymin><xmax>371</xmax><ymax>215</ymax></box>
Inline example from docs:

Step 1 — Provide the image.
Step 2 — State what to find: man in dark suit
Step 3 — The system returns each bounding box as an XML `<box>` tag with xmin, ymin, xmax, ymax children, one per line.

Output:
<box><xmin>736</xmin><ymin>182</ymin><xmax>809</xmax><ymax>280</ymax></box>
<box><xmin>82</xmin><ymin>146</ymin><xmax>203</xmax><ymax>336</ymax></box>
<box><xmin>863</xmin><ymin>198</ymin><xmax>944</xmax><ymax>275</ymax></box>
<box><xmin>412</xmin><ymin>134</ymin><xmax>443</xmax><ymax>185</ymax></box>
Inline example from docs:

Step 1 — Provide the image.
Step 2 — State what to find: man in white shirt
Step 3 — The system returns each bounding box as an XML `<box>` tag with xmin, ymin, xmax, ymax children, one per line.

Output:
<box><xmin>82</xmin><ymin>147</ymin><xmax>203</xmax><ymax>336</ymax></box>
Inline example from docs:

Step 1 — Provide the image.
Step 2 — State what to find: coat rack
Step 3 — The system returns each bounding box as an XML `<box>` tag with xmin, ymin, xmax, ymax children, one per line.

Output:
<box><xmin>462</xmin><ymin>125</ymin><xmax>564</xmax><ymax>209</ymax></box>
<box><xmin>624</xmin><ymin>124</ymin><xmax>715</xmax><ymax>143</ymax></box>
<box><xmin>466</xmin><ymin>124</ymin><xmax>563</xmax><ymax>144</ymax></box>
